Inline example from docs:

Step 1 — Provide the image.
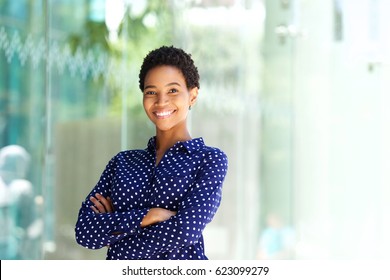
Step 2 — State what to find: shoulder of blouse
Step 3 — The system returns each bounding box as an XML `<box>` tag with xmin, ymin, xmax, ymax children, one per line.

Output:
<box><xmin>202</xmin><ymin>144</ymin><xmax>228</xmax><ymax>159</ymax></box>
<box><xmin>198</xmin><ymin>145</ymin><xmax>229</xmax><ymax>172</ymax></box>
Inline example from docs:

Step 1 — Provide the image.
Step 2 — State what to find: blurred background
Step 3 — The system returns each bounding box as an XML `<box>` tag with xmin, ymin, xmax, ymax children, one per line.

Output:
<box><xmin>0</xmin><ymin>0</ymin><xmax>389</xmax><ymax>260</ymax></box>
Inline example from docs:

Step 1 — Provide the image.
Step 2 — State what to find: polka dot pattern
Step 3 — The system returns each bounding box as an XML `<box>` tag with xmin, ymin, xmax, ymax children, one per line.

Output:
<box><xmin>75</xmin><ymin>137</ymin><xmax>228</xmax><ymax>260</ymax></box>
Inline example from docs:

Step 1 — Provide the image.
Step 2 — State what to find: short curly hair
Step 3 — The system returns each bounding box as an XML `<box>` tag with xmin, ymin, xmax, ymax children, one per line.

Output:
<box><xmin>138</xmin><ymin>46</ymin><xmax>200</xmax><ymax>91</ymax></box>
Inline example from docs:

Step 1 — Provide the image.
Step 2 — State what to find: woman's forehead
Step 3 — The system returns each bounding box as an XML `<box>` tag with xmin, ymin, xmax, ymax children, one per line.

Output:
<box><xmin>144</xmin><ymin>65</ymin><xmax>185</xmax><ymax>85</ymax></box>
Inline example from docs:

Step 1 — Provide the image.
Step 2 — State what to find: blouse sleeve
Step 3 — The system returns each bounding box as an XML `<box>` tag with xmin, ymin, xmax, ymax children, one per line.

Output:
<box><xmin>125</xmin><ymin>149</ymin><xmax>228</xmax><ymax>259</ymax></box>
<box><xmin>74</xmin><ymin>155</ymin><xmax>149</xmax><ymax>250</ymax></box>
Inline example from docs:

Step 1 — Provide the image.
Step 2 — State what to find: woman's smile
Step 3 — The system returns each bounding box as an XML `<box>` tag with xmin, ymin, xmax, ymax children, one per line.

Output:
<box><xmin>154</xmin><ymin>109</ymin><xmax>176</xmax><ymax>119</ymax></box>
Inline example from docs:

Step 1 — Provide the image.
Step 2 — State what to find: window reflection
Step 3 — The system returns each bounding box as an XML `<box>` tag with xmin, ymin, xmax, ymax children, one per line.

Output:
<box><xmin>0</xmin><ymin>145</ymin><xmax>43</xmax><ymax>259</ymax></box>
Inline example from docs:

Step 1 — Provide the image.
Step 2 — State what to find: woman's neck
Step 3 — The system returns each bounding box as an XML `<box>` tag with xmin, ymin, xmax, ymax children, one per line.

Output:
<box><xmin>156</xmin><ymin>129</ymin><xmax>191</xmax><ymax>152</ymax></box>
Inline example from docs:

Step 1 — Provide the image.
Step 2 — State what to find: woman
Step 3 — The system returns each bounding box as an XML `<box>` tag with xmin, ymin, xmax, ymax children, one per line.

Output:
<box><xmin>75</xmin><ymin>46</ymin><xmax>228</xmax><ymax>260</ymax></box>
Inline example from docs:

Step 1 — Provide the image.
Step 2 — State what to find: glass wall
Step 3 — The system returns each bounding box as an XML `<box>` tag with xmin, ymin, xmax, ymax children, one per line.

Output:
<box><xmin>262</xmin><ymin>0</ymin><xmax>390</xmax><ymax>259</ymax></box>
<box><xmin>1</xmin><ymin>0</ymin><xmax>390</xmax><ymax>260</ymax></box>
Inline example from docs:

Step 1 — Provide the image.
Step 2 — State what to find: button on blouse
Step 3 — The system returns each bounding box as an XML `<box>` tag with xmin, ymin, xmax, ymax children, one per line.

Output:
<box><xmin>75</xmin><ymin>137</ymin><xmax>228</xmax><ymax>260</ymax></box>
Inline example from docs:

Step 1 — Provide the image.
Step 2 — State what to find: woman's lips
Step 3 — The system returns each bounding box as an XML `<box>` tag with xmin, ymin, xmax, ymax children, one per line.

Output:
<box><xmin>154</xmin><ymin>110</ymin><xmax>175</xmax><ymax>119</ymax></box>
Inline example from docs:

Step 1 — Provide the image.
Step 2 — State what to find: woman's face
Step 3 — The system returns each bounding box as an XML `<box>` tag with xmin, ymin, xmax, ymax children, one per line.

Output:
<box><xmin>142</xmin><ymin>65</ymin><xmax>198</xmax><ymax>133</ymax></box>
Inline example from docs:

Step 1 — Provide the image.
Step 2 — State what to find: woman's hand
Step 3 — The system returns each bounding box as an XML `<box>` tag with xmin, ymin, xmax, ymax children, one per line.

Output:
<box><xmin>90</xmin><ymin>193</ymin><xmax>114</xmax><ymax>214</ymax></box>
<box><xmin>141</xmin><ymin>208</ymin><xmax>177</xmax><ymax>228</ymax></box>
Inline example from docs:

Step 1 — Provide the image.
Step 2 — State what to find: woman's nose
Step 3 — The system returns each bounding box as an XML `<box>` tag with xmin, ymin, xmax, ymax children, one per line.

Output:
<box><xmin>156</xmin><ymin>93</ymin><xmax>169</xmax><ymax>106</ymax></box>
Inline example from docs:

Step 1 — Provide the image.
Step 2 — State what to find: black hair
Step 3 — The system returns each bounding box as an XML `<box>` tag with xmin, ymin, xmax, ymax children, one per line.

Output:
<box><xmin>138</xmin><ymin>46</ymin><xmax>200</xmax><ymax>91</ymax></box>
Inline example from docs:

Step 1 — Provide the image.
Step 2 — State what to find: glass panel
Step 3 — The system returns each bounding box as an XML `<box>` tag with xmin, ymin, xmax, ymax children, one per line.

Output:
<box><xmin>262</xmin><ymin>0</ymin><xmax>390</xmax><ymax>259</ymax></box>
<box><xmin>322</xmin><ymin>0</ymin><xmax>390</xmax><ymax>259</ymax></box>
<box><xmin>258</xmin><ymin>0</ymin><xmax>296</xmax><ymax>260</ymax></box>
<box><xmin>0</xmin><ymin>0</ymin><xmax>46</xmax><ymax>259</ymax></box>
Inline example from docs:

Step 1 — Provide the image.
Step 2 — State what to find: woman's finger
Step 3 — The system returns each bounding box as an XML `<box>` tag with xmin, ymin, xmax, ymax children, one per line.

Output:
<box><xmin>90</xmin><ymin>205</ymin><xmax>100</xmax><ymax>214</ymax></box>
<box><xmin>90</xmin><ymin>195</ymin><xmax>106</xmax><ymax>213</ymax></box>
<box><xmin>95</xmin><ymin>193</ymin><xmax>113</xmax><ymax>213</ymax></box>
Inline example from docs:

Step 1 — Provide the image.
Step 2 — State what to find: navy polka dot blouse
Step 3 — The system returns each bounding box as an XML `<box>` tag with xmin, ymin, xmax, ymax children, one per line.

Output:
<box><xmin>75</xmin><ymin>137</ymin><xmax>228</xmax><ymax>260</ymax></box>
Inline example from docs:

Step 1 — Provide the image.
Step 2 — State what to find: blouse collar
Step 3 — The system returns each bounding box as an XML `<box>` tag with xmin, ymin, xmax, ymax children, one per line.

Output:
<box><xmin>147</xmin><ymin>136</ymin><xmax>205</xmax><ymax>154</ymax></box>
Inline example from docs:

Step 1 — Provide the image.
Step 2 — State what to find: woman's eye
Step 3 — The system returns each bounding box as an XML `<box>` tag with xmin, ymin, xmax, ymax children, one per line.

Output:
<box><xmin>169</xmin><ymin>88</ymin><xmax>178</xmax><ymax>93</ymax></box>
<box><xmin>145</xmin><ymin>91</ymin><xmax>156</xmax><ymax>95</ymax></box>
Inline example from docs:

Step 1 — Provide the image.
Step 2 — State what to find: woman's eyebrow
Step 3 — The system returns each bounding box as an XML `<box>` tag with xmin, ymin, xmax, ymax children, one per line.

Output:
<box><xmin>144</xmin><ymin>82</ymin><xmax>182</xmax><ymax>91</ymax></box>
<box><xmin>165</xmin><ymin>82</ymin><xmax>182</xmax><ymax>87</ymax></box>
<box><xmin>144</xmin><ymin>85</ymin><xmax>156</xmax><ymax>90</ymax></box>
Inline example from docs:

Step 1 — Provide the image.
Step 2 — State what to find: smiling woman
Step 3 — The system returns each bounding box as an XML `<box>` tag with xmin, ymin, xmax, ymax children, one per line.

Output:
<box><xmin>74</xmin><ymin>46</ymin><xmax>228</xmax><ymax>260</ymax></box>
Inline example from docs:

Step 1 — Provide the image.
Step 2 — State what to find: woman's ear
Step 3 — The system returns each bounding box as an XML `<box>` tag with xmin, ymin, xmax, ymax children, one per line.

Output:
<box><xmin>189</xmin><ymin>87</ymin><xmax>199</xmax><ymax>107</ymax></box>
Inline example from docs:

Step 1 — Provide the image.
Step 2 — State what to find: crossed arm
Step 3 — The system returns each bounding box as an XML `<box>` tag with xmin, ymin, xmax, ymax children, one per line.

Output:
<box><xmin>89</xmin><ymin>193</ymin><xmax>176</xmax><ymax>229</ymax></box>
